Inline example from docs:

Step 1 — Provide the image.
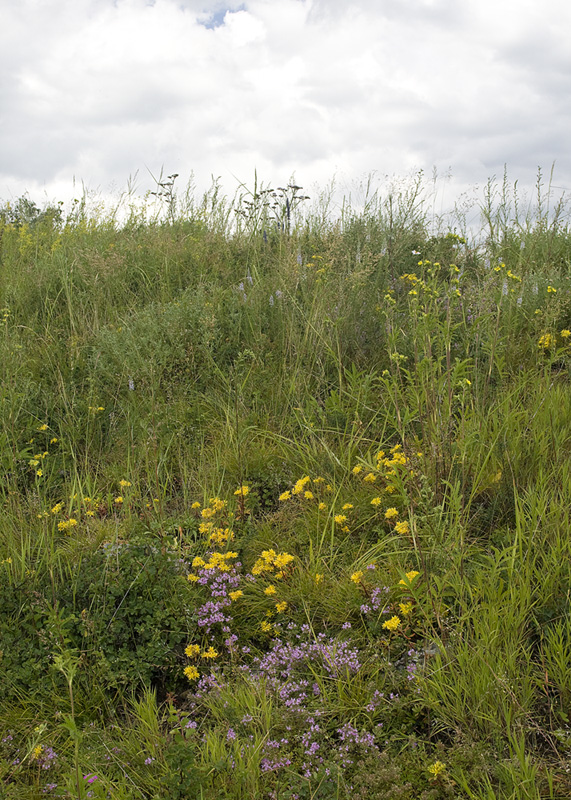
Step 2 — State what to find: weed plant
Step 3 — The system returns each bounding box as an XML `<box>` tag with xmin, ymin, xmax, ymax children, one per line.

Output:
<box><xmin>1</xmin><ymin>171</ymin><xmax>571</xmax><ymax>798</ymax></box>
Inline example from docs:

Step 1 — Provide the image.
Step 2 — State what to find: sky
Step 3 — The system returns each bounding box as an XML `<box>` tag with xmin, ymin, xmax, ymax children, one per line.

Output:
<box><xmin>2</xmin><ymin>0</ymin><xmax>571</xmax><ymax>221</ymax></box>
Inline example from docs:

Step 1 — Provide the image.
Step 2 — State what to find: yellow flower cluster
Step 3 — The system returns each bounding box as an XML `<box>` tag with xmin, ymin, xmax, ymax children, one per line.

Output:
<box><xmin>188</xmin><ymin>551</ymin><xmax>237</xmax><ymax>580</ymax></box>
<box><xmin>252</xmin><ymin>549</ymin><xmax>294</xmax><ymax>578</ymax></box>
<box><xmin>57</xmin><ymin>518</ymin><xmax>78</xmax><ymax>532</ymax></box>
<box><xmin>201</xmin><ymin>497</ymin><xmax>228</xmax><ymax>518</ymax></box>
<box><xmin>538</xmin><ymin>333</ymin><xmax>554</xmax><ymax>349</ymax></box>
<box><xmin>382</xmin><ymin>615</ymin><xmax>401</xmax><ymax>631</ymax></box>
<box><xmin>399</xmin><ymin>570</ymin><xmax>420</xmax><ymax>586</ymax></box>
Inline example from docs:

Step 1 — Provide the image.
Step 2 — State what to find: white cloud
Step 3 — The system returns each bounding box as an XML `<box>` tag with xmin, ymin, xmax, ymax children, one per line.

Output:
<box><xmin>1</xmin><ymin>0</ymin><xmax>570</xmax><ymax>214</ymax></box>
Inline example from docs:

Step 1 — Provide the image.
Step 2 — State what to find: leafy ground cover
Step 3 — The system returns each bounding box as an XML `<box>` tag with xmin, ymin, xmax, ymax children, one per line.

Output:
<box><xmin>1</xmin><ymin>172</ymin><xmax>571</xmax><ymax>798</ymax></box>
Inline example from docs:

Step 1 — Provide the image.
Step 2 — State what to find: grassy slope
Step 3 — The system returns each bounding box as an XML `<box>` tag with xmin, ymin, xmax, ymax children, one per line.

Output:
<box><xmin>1</xmin><ymin>176</ymin><xmax>571</xmax><ymax>799</ymax></box>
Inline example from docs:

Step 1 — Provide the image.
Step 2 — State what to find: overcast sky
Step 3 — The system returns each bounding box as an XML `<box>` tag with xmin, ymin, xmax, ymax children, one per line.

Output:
<box><xmin>2</xmin><ymin>0</ymin><xmax>571</xmax><ymax>219</ymax></box>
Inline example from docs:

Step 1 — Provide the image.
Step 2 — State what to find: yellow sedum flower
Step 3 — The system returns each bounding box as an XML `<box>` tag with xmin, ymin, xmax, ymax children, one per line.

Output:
<box><xmin>350</xmin><ymin>570</ymin><xmax>364</xmax><ymax>584</ymax></box>
<box><xmin>229</xmin><ymin>590</ymin><xmax>243</xmax><ymax>601</ymax></box>
<box><xmin>184</xmin><ymin>643</ymin><xmax>201</xmax><ymax>658</ymax></box>
<box><xmin>370</xmin><ymin>497</ymin><xmax>382</xmax><ymax>507</ymax></box>
<box><xmin>561</xmin><ymin>329</ymin><xmax>571</xmax><ymax>338</ymax></box>
<box><xmin>352</xmin><ymin>465</ymin><xmax>363</xmax><ymax>475</ymax></box>
<box><xmin>264</xmin><ymin>585</ymin><xmax>277</xmax><ymax>595</ymax></box>
<box><xmin>399</xmin><ymin>602</ymin><xmax>414</xmax><ymax>616</ymax></box>
<box><xmin>202</xmin><ymin>647</ymin><xmax>218</xmax><ymax>659</ymax></box>
<box><xmin>395</xmin><ymin>521</ymin><xmax>410</xmax><ymax>535</ymax></box>
<box><xmin>384</xmin><ymin>507</ymin><xmax>399</xmax><ymax>519</ymax></box>
<box><xmin>276</xmin><ymin>601</ymin><xmax>288</xmax><ymax>613</ymax></box>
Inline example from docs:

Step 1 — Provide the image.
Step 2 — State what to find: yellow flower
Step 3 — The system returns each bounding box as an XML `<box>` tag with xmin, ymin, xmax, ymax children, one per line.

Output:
<box><xmin>547</xmin><ymin>285</ymin><xmax>557</xmax><ymax>293</ymax></box>
<box><xmin>561</xmin><ymin>329</ymin><xmax>571</xmax><ymax>338</ymax></box>
<box><xmin>192</xmin><ymin>556</ymin><xmax>206</xmax><ymax>568</ymax></box>
<box><xmin>264</xmin><ymin>585</ymin><xmax>277</xmax><ymax>596</ymax></box>
<box><xmin>352</xmin><ymin>465</ymin><xmax>363</xmax><ymax>475</ymax></box>
<box><xmin>363</xmin><ymin>472</ymin><xmax>377</xmax><ymax>483</ymax></box>
<box><xmin>395</xmin><ymin>521</ymin><xmax>410</xmax><ymax>535</ymax></box>
<box><xmin>399</xmin><ymin>602</ymin><xmax>414</xmax><ymax>616</ymax></box>
<box><xmin>315</xmin><ymin>573</ymin><xmax>323</xmax><ymax>584</ymax></box>
<box><xmin>384</xmin><ymin>507</ymin><xmax>399</xmax><ymax>519</ymax></box>
<box><xmin>114</xmin><ymin>496</ymin><xmax>124</xmax><ymax>505</ymax></box>
<box><xmin>191</xmin><ymin>501</ymin><xmax>201</xmax><ymax>509</ymax></box>
<box><xmin>370</xmin><ymin>497</ymin><xmax>382</xmax><ymax>507</ymax></box>
<box><xmin>276</xmin><ymin>601</ymin><xmax>288</xmax><ymax>613</ymax></box>
<box><xmin>229</xmin><ymin>590</ymin><xmax>243</xmax><ymax>601</ymax></box>
<box><xmin>36</xmin><ymin>469</ymin><xmax>43</xmax><ymax>477</ymax></box>
<box><xmin>399</xmin><ymin>570</ymin><xmax>420</xmax><ymax>586</ymax></box>
<box><xmin>304</xmin><ymin>491</ymin><xmax>314</xmax><ymax>500</ymax></box>
<box><xmin>342</xmin><ymin>503</ymin><xmax>353</xmax><ymax>511</ymax></box>
<box><xmin>184</xmin><ymin>665</ymin><xmax>199</xmax><ymax>681</ymax></box>
<box><xmin>427</xmin><ymin>760</ymin><xmax>446</xmax><ymax>778</ymax></box>
<box><xmin>318</xmin><ymin>502</ymin><xmax>327</xmax><ymax>511</ymax></box>
<box><xmin>202</xmin><ymin>647</ymin><xmax>218</xmax><ymax>659</ymax></box>
<box><xmin>37</xmin><ymin>424</ymin><xmax>48</xmax><ymax>432</ymax></box>
<box><xmin>32</xmin><ymin>744</ymin><xmax>44</xmax><ymax>759</ymax></box>
<box><xmin>334</xmin><ymin>514</ymin><xmax>347</xmax><ymax>525</ymax></box>
<box><xmin>279</xmin><ymin>490</ymin><xmax>291</xmax><ymax>501</ymax></box>
<box><xmin>382</xmin><ymin>615</ymin><xmax>401</xmax><ymax>631</ymax></box>
<box><xmin>119</xmin><ymin>480</ymin><xmax>131</xmax><ymax>488</ymax></box>
<box><xmin>351</xmin><ymin>570</ymin><xmax>364</xmax><ymax>584</ymax></box>
<box><xmin>187</xmin><ymin>574</ymin><xmax>198</xmax><ymax>582</ymax></box>
<box><xmin>538</xmin><ymin>333</ymin><xmax>554</xmax><ymax>349</ymax></box>
<box><xmin>234</xmin><ymin>484</ymin><xmax>250</xmax><ymax>496</ymax></box>
<box><xmin>184</xmin><ymin>643</ymin><xmax>200</xmax><ymax>658</ymax></box>
<box><xmin>260</xmin><ymin>620</ymin><xmax>274</xmax><ymax>633</ymax></box>
<box><xmin>50</xmin><ymin>437</ymin><xmax>58</xmax><ymax>444</ymax></box>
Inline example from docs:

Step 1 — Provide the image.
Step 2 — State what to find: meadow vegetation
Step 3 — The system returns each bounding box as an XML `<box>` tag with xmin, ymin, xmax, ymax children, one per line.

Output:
<box><xmin>1</xmin><ymin>171</ymin><xmax>571</xmax><ymax>798</ymax></box>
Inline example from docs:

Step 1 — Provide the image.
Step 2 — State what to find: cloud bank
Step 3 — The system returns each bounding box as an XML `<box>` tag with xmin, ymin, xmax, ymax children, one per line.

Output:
<box><xmin>1</xmin><ymin>0</ymin><xmax>570</xmax><ymax>211</ymax></box>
